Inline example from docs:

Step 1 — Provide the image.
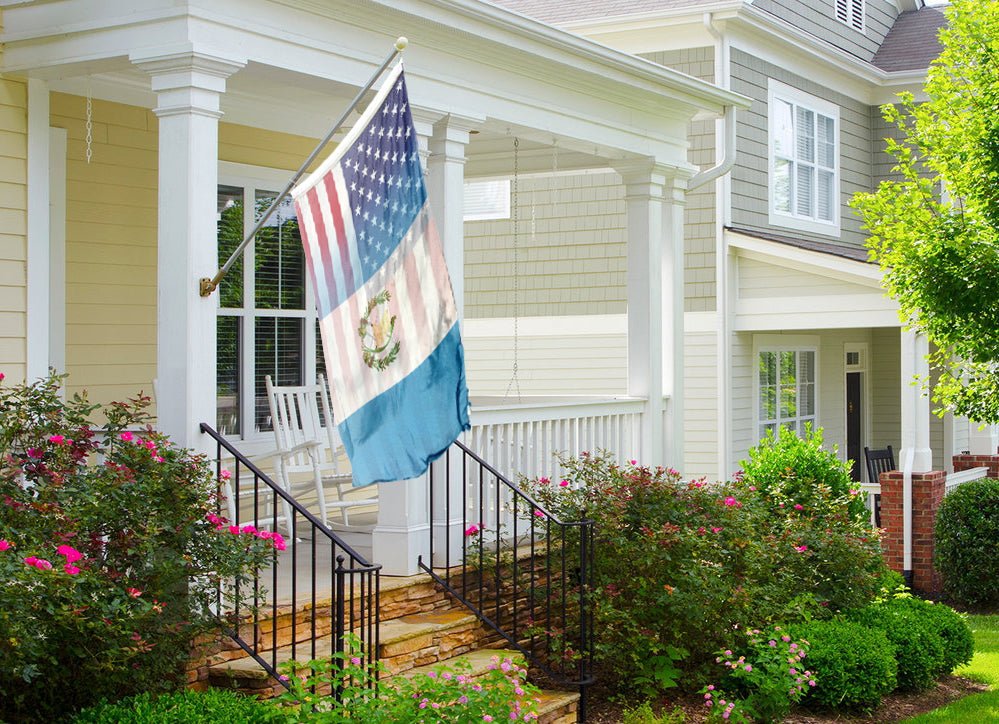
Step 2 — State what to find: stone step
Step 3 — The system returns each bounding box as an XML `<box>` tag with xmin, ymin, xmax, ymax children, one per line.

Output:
<box><xmin>395</xmin><ymin>647</ymin><xmax>526</xmax><ymax>680</ymax></box>
<box><xmin>536</xmin><ymin>689</ymin><xmax>581</xmax><ymax>724</ymax></box>
<box><xmin>207</xmin><ymin>609</ymin><xmax>484</xmax><ymax>695</ymax></box>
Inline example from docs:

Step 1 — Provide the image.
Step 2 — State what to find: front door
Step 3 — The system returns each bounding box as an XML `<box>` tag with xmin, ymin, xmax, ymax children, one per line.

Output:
<box><xmin>846</xmin><ymin>372</ymin><xmax>862</xmax><ymax>481</ymax></box>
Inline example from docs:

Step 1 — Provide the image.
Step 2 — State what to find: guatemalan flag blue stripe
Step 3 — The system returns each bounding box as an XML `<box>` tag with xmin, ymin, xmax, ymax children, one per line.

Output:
<box><xmin>292</xmin><ymin>63</ymin><xmax>470</xmax><ymax>487</ymax></box>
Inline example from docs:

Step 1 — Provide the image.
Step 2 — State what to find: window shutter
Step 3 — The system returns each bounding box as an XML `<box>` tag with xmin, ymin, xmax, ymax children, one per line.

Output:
<box><xmin>835</xmin><ymin>0</ymin><xmax>849</xmax><ymax>23</ymax></box>
<box><xmin>849</xmin><ymin>0</ymin><xmax>864</xmax><ymax>30</ymax></box>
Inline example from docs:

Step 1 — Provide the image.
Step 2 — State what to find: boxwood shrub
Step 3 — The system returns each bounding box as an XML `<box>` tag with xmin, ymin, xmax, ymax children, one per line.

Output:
<box><xmin>935</xmin><ymin>478</ymin><xmax>999</xmax><ymax>606</ymax></box>
<box><xmin>848</xmin><ymin>598</ymin><xmax>947</xmax><ymax>691</ymax></box>
<box><xmin>909</xmin><ymin>599</ymin><xmax>975</xmax><ymax>675</ymax></box>
<box><xmin>73</xmin><ymin>690</ymin><xmax>281</xmax><ymax>723</ymax></box>
<box><xmin>790</xmin><ymin>619</ymin><xmax>896</xmax><ymax>711</ymax></box>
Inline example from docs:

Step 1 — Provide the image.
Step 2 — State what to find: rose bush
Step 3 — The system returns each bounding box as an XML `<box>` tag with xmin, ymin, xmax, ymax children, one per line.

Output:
<box><xmin>0</xmin><ymin>374</ymin><xmax>276</xmax><ymax>722</ymax></box>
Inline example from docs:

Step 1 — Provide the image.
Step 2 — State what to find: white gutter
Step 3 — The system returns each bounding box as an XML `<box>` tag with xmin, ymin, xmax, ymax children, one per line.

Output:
<box><xmin>902</xmin><ymin>447</ymin><xmax>914</xmax><ymax>585</ymax></box>
<box><xmin>689</xmin><ymin>103</ymin><xmax>736</xmax><ymax>190</ymax></box>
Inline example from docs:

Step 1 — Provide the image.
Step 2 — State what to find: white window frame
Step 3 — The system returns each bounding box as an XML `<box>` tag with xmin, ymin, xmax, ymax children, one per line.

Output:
<box><xmin>464</xmin><ymin>178</ymin><xmax>511</xmax><ymax>221</ymax></box>
<box><xmin>217</xmin><ymin>161</ymin><xmax>319</xmax><ymax>453</ymax></box>
<box><xmin>753</xmin><ymin>334</ymin><xmax>820</xmax><ymax>442</ymax></box>
<box><xmin>767</xmin><ymin>80</ymin><xmax>841</xmax><ymax>237</ymax></box>
<box><xmin>835</xmin><ymin>0</ymin><xmax>866</xmax><ymax>33</ymax></box>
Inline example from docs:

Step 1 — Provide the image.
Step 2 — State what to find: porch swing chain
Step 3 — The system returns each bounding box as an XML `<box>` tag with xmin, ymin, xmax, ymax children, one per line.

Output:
<box><xmin>503</xmin><ymin>137</ymin><xmax>523</xmax><ymax>403</ymax></box>
<box><xmin>85</xmin><ymin>80</ymin><xmax>93</xmax><ymax>165</ymax></box>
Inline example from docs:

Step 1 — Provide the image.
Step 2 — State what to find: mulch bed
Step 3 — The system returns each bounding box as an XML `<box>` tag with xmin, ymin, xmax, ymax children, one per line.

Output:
<box><xmin>585</xmin><ymin>675</ymin><xmax>989</xmax><ymax>722</ymax></box>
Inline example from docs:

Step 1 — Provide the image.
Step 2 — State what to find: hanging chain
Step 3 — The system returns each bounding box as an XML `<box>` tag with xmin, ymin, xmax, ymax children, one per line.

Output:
<box><xmin>504</xmin><ymin>136</ymin><xmax>522</xmax><ymax>403</ymax></box>
<box><xmin>85</xmin><ymin>80</ymin><xmax>93</xmax><ymax>164</ymax></box>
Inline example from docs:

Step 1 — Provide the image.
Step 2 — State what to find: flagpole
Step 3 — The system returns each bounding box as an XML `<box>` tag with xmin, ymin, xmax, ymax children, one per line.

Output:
<box><xmin>200</xmin><ymin>36</ymin><xmax>409</xmax><ymax>297</ymax></box>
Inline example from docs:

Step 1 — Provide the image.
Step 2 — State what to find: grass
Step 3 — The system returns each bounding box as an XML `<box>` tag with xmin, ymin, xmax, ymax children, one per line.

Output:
<box><xmin>903</xmin><ymin>613</ymin><xmax>999</xmax><ymax>723</ymax></box>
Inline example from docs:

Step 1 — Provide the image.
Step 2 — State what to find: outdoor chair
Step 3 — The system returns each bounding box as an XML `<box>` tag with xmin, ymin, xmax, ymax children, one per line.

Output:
<box><xmin>265</xmin><ymin>375</ymin><xmax>376</xmax><ymax>530</ymax></box>
<box><xmin>863</xmin><ymin>445</ymin><xmax>895</xmax><ymax>527</ymax></box>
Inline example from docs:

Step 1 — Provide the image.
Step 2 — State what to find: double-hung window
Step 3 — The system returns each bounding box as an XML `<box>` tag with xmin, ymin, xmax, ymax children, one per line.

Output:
<box><xmin>768</xmin><ymin>80</ymin><xmax>839</xmax><ymax>235</ymax></box>
<box><xmin>216</xmin><ymin>165</ymin><xmax>325</xmax><ymax>441</ymax></box>
<box><xmin>757</xmin><ymin>346</ymin><xmax>817</xmax><ymax>440</ymax></box>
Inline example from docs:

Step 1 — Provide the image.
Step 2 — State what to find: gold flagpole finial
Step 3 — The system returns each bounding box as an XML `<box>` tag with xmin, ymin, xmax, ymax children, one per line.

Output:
<box><xmin>395</xmin><ymin>37</ymin><xmax>408</xmax><ymax>51</ymax></box>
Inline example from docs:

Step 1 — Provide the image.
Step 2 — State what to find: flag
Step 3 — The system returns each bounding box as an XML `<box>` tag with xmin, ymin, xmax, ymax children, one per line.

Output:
<box><xmin>292</xmin><ymin>63</ymin><xmax>470</xmax><ymax>487</ymax></box>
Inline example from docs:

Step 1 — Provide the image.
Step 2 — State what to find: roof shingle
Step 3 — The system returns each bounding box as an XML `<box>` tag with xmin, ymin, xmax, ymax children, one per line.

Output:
<box><xmin>872</xmin><ymin>6</ymin><xmax>947</xmax><ymax>72</ymax></box>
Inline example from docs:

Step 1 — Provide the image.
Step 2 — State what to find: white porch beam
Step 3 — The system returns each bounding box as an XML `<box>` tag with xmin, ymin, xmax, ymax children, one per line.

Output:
<box><xmin>132</xmin><ymin>49</ymin><xmax>245</xmax><ymax>450</ymax></box>
<box><xmin>618</xmin><ymin>160</ymin><xmax>691</xmax><ymax>468</ymax></box>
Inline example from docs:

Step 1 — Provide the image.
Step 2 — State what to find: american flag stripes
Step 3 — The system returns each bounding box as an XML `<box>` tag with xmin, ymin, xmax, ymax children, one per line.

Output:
<box><xmin>292</xmin><ymin>63</ymin><xmax>470</xmax><ymax>487</ymax></box>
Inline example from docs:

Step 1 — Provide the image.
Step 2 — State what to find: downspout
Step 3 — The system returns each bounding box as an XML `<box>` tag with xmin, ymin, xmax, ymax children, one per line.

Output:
<box><xmin>902</xmin><ymin>447</ymin><xmax>914</xmax><ymax>588</ymax></box>
<box><xmin>694</xmin><ymin>12</ymin><xmax>735</xmax><ymax>481</ymax></box>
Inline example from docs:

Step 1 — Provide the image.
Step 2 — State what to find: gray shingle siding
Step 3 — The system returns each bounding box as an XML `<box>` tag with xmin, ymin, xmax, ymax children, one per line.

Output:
<box><xmin>642</xmin><ymin>47</ymin><xmax>718</xmax><ymax>313</ymax></box>
<box><xmin>730</xmin><ymin>47</ymin><xmax>872</xmax><ymax>251</ymax></box>
<box><xmin>751</xmin><ymin>0</ymin><xmax>897</xmax><ymax>62</ymax></box>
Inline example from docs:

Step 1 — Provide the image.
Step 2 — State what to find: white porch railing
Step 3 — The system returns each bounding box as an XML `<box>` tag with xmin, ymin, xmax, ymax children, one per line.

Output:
<box><xmin>465</xmin><ymin>396</ymin><xmax>646</xmax><ymax>484</ymax></box>
<box><xmin>946</xmin><ymin>466</ymin><xmax>988</xmax><ymax>494</ymax></box>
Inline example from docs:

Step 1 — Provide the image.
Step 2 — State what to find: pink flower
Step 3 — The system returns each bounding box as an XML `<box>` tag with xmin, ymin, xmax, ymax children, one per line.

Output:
<box><xmin>48</xmin><ymin>435</ymin><xmax>65</xmax><ymax>445</ymax></box>
<box><xmin>272</xmin><ymin>534</ymin><xmax>287</xmax><ymax>551</ymax></box>
<box><xmin>153</xmin><ymin>456</ymin><xmax>165</xmax><ymax>463</ymax></box>
<box><xmin>538</xmin><ymin>477</ymin><xmax>550</xmax><ymax>485</ymax></box>
<box><xmin>256</xmin><ymin>530</ymin><xmax>273</xmax><ymax>540</ymax></box>
<box><xmin>794</xmin><ymin>503</ymin><xmax>804</xmax><ymax>510</ymax></box>
<box><xmin>26</xmin><ymin>448</ymin><xmax>42</xmax><ymax>459</ymax></box>
<box><xmin>119</xmin><ymin>431</ymin><xmax>134</xmax><ymax>442</ymax></box>
<box><xmin>64</xmin><ymin>564</ymin><xmax>81</xmax><ymax>575</ymax></box>
<box><xmin>534</xmin><ymin>509</ymin><xmax>544</xmax><ymax>518</ymax></box>
<box><xmin>220</xmin><ymin>469</ymin><xmax>232</xmax><ymax>480</ymax></box>
<box><xmin>724</xmin><ymin>496</ymin><xmax>738</xmax><ymax>507</ymax></box>
<box><xmin>57</xmin><ymin>545</ymin><xmax>83</xmax><ymax>563</ymax></box>
<box><xmin>23</xmin><ymin>556</ymin><xmax>38</xmax><ymax>566</ymax></box>
<box><xmin>228</xmin><ymin>525</ymin><xmax>240</xmax><ymax>535</ymax></box>
<box><xmin>745</xmin><ymin>664</ymin><xmax>752</xmax><ymax>672</ymax></box>
<box><xmin>748</xmin><ymin>485</ymin><xmax>757</xmax><ymax>491</ymax></box>
<box><xmin>483</xmin><ymin>716</ymin><xmax>494</xmax><ymax>722</ymax></box>
<box><xmin>794</xmin><ymin>544</ymin><xmax>808</xmax><ymax>552</ymax></box>
<box><xmin>711</xmin><ymin>526</ymin><xmax>723</xmax><ymax>534</ymax></box>
<box><xmin>351</xmin><ymin>656</ymin><xmax>361</xmax><ymax>666</ymax></box>
<box><xmin>0</xmin><ymin>372</ymin><xmax>5</xmax><ymax>381</ymax></box>
<box><xmin>30</xmin><ymin>558</ymin><xmax>52</xmax><ymax>570</ymax></box>
<box><xmin>240</xmin><ymin>525</ymin><xmax>257</xmax><ymax>535</ymax></box>
<box><xmin>127</xmin><ymin>587</ymin><xmax>143</xmax><ymax>598</ymax></box>
<box><xmin>464</xmin><ymin>523</ymin><xmax>480</xmax><ymax>537</ymax></box>
<box><xmin>559</xmin><ymin>479</ymin><xmax>569</xmax><ymax>487</ymax></box>
<box><xmin>0</xmin><ymin>540</ymin><xmax>11</xmax><ymax>551</ymax></box>
<box><xmin>629</xmin><ymin>459</ymin><xmax>637</xmax><ymax>466</ymax></box>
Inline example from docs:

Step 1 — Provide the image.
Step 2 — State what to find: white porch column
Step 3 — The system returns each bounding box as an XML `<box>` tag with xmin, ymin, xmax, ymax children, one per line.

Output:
<box><xmin>618</xmin><ymin>161</ymin><xmax>688</xmax><ymax>468</ymax></box>
<box><xmin>899</xmin><ymin>328</ymin><xmax>932</xmax><ymax>583</ymax></box>
<box><xmin>132</xmin><ymin>50</ymin><xmax>244</xmax><ymax>450</ymax></box>
<box><xmin>428</xmin><ymin>114</ymin><xmax>480</xmax><ymax>320</ymax></box>
<box><xmin>969</xmin><ymin>422</ymin><xmax>999</xmax><ymax>455</ymax></box>
<box><xmin>26</xmin><ymin>79</ymin><xmax>50</xmax><ymax>381</ymax></box>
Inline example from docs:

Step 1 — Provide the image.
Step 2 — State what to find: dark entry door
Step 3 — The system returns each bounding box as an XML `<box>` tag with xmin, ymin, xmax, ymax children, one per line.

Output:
<box><xmin>847</xmin><ymin>372</ymin><xmax>862</xmax><ymax>481</ymax></box>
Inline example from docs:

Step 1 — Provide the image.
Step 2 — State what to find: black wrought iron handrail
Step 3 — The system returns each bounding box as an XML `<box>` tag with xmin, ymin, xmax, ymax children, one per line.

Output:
<box><xmin>419</xmin><ymin>439</ymin><xmax>594</xmax><ymax>720</ymax></box>
<box><xmin>200</xmin><ymin>423</ymin><xmax>381</xmax><ymax>693</ymax></box>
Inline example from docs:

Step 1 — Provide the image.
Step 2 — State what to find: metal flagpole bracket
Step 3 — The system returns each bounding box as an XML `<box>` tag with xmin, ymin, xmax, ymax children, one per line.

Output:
<box><xmin>199</xmin><ymin>36</ymin><xmax>409</xmax><ymax>298</ymax></box>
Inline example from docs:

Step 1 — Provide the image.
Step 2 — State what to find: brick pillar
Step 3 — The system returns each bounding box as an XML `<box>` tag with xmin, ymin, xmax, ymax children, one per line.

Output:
<box><xmin>952</xmin><ymin>453</ymin><xmax>999</xmax><ymax>478</ymax></box>
<box><xmin>879</xmin><ymin>469</ymin><xmax>946</xmax><ymax>594</ymax></box>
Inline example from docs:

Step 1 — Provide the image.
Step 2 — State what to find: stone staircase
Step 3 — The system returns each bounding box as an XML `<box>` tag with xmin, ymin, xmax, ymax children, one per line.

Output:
<box><xmin>200</xmin><ymin>572</ymin><xmax>581</xmax><ymax>723</ymax></box>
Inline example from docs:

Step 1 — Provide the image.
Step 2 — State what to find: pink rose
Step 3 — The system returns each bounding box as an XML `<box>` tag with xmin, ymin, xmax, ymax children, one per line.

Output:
<box><xmin>64</xmin><ymin>564</ymin><xmax>81</xmax><ymax>575</ymax></box>
<box><xmin>48</xmin><ymin>435</ymin><xmax>65</xmax><ymax>445</ymax></box>
<box><xmin>57</xmin><ymin>545</ymin><xmax>83</xmax><ymax>563</ymax></box>
<box><xmin>559</xmin><ymin>479</ymin><xmax>569</xmax><ymax>487</ymax></box>
<box><xmin>464</xmin><ymin>523</ymin><xmax>480</xmax><ymax>537</ymax></box>
<box><xmin>0</xmin><ymin>540</ymin><xmax>11</xmax><ymax>551</ymax></box>
<box><xmin>127</xmin><ymin>587</ymin><xmax>142</xmax><ymax>598</ymax></box>
<box><xmin>119</xmin><ymin>431</ymin><xmax>134</xmax><ymax>442</ymax></box>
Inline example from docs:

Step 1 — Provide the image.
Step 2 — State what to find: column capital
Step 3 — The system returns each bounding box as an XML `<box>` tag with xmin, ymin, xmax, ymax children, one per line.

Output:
<box><xmin>614</xmin><ymin>158</ymin><xmax>694</xmax><ymax>201</ymax></box>
<box><xmin>131</xmin><ymin>47</ymin><xmax>245</xmax><ymax>119</ymax></box>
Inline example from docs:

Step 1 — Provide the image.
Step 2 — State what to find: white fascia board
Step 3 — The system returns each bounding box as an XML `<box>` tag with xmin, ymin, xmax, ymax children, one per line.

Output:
<box><xmin>734</xmin><ymin>308</ymin><xmax>901</xmax><ymax>331</ymax></box>
<box><xmin>727</xmin><ymin>229</ymin><xmax>885</xmax><ymax>288</ymax></box>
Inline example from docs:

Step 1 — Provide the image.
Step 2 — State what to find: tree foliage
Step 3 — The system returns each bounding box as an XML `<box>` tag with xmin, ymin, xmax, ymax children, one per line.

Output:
<box><xmin>852</xmin><ymin>0</ymin><xmax>999</xmax><ymax>422</ymax></box>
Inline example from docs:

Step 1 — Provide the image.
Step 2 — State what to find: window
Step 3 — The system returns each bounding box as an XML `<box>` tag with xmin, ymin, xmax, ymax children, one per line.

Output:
<box><xmin>835</xmin><ymin>0</ymin><xmax>865</xmax><ymax>32</ymax></box>
<box><xmin>216</xmin><ymin>170</ymin><xmax>324</xmax><ymax>439</ymax></box>
<box><xmin>768</xmin><ymin>80</ymin><xmax>839</xmax><ymax>235</ymax></box>
<box><xmin>757</xmin><ymin>348</ymin><xmax>817</xmax><ymax>440</ymax></box>
<box><xmin>464</xmin><ymin>179</ymin><xmax>510</xmax><ymax>221</ymax></box>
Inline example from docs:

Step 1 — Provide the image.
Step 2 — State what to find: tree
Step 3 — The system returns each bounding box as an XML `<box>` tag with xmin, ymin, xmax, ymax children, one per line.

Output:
<box><xmin>853</xmin><ymin>0</ymin><xmax>999</xmax><ymax>423</ymax></box>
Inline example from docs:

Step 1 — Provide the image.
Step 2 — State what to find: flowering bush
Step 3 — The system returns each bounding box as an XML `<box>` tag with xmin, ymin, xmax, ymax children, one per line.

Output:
<box><xmin>700</xmin><ymin>626</ymin><xmax>815</xmax><ymax>723</ymax></box>
<box><xmin>0</xmin><ymin>374</ymin><xmax>276</xmax><ymax>722</ymax></box>
<box><xmin>274</xmin><ymin>636</ymin><xmax>541</xmax><ymax>722</ymax></box>
<box><xmin>519</xmin><ymin>440</ymin><xmax>885</xmax><ymax>695</ymax></box>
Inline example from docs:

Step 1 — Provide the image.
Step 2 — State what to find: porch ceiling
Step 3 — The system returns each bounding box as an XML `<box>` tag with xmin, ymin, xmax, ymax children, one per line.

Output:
<box><xmin>0</xmin><ymin>0</ymin><xmax>748</xmax><ymax>170</ymax></box>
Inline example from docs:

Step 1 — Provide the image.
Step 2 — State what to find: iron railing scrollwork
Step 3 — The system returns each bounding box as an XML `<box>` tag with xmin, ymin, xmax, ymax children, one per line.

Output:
<box><xmin>420</xmin><ymin>440</ymin><xmax>594</xmax><ymax>720</ymax></box>
<box><xmin>200</xmin><ymin>423</ymin><xmax>380</xmax><ymax>693</ymax></box>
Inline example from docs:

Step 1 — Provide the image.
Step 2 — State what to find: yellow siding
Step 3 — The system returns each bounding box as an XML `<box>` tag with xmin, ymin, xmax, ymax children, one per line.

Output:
<box><xmin>51</xmin><ymin>93</ymin><xmax>320</xmax><ymax>409</ymax></box>
<box><xmin>684</xmin><ymin>331</ymin><xmax>719</xmax><ymax>480</ymax></box>
<box><xmin>51</xmin><ymin>92</ymin><xmax>158</xmax><ymax>406</ymax></box>
<box><xmin>0</xmin><ymin>76</ymin><xmax>26</xmax><ymax>383</ymax></box>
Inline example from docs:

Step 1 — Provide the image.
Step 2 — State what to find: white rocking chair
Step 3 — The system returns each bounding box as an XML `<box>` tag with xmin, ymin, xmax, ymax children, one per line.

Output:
<box><xmin>265</xmin><ymin>375</ymin><xmax>375</xmax><ymax>529</ymax></box>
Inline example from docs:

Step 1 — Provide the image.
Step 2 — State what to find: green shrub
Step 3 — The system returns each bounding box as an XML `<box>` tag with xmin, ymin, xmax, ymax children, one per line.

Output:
<box><xmin>848</xmin><ymin>598</ymin><xmax>947</xmax><ymax>691</ymax></box>
<box><xmin>740</xmin><ymin>425</ymin><xmax>869</xmax><ymax>522</ymax></box>
<box><xmin>620</xmin><ymin>702</ymin><xmax>685</xmax><ymax>724</ymax></box>
<box><xmin>0</xmin><ymin>375</ymin><xmax>276</xmax><ymax>722</ymax></box>
<box><xmin>906</xmin><ymin>599</ymin><xmax>974</xmax><ymax>675</ymax></box>
<box><xmin>791</xmin><ymin>619</ymin><xmax>896</xmax><ymax>711</ymax></box>
<box><xmin>73</xmin><ymin>690</ymin><xmax>281</xmax><ymax>723</ymax></box>
<box><xmin>935</xmin><ymin>478</ymin><xmax>999</xmax><ymax>606</ymax></box>
<box><xmin>519</xmin><ymin>439</ymin><xmax>885</xmax><ymax>695</ymax></box>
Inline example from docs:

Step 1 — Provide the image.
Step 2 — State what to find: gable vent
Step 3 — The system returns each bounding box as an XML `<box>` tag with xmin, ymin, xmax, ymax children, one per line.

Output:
<box><xmin>835</xmin><ymin>0</ymin><xmax>865</xmax><ymax>32</ymax></box>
